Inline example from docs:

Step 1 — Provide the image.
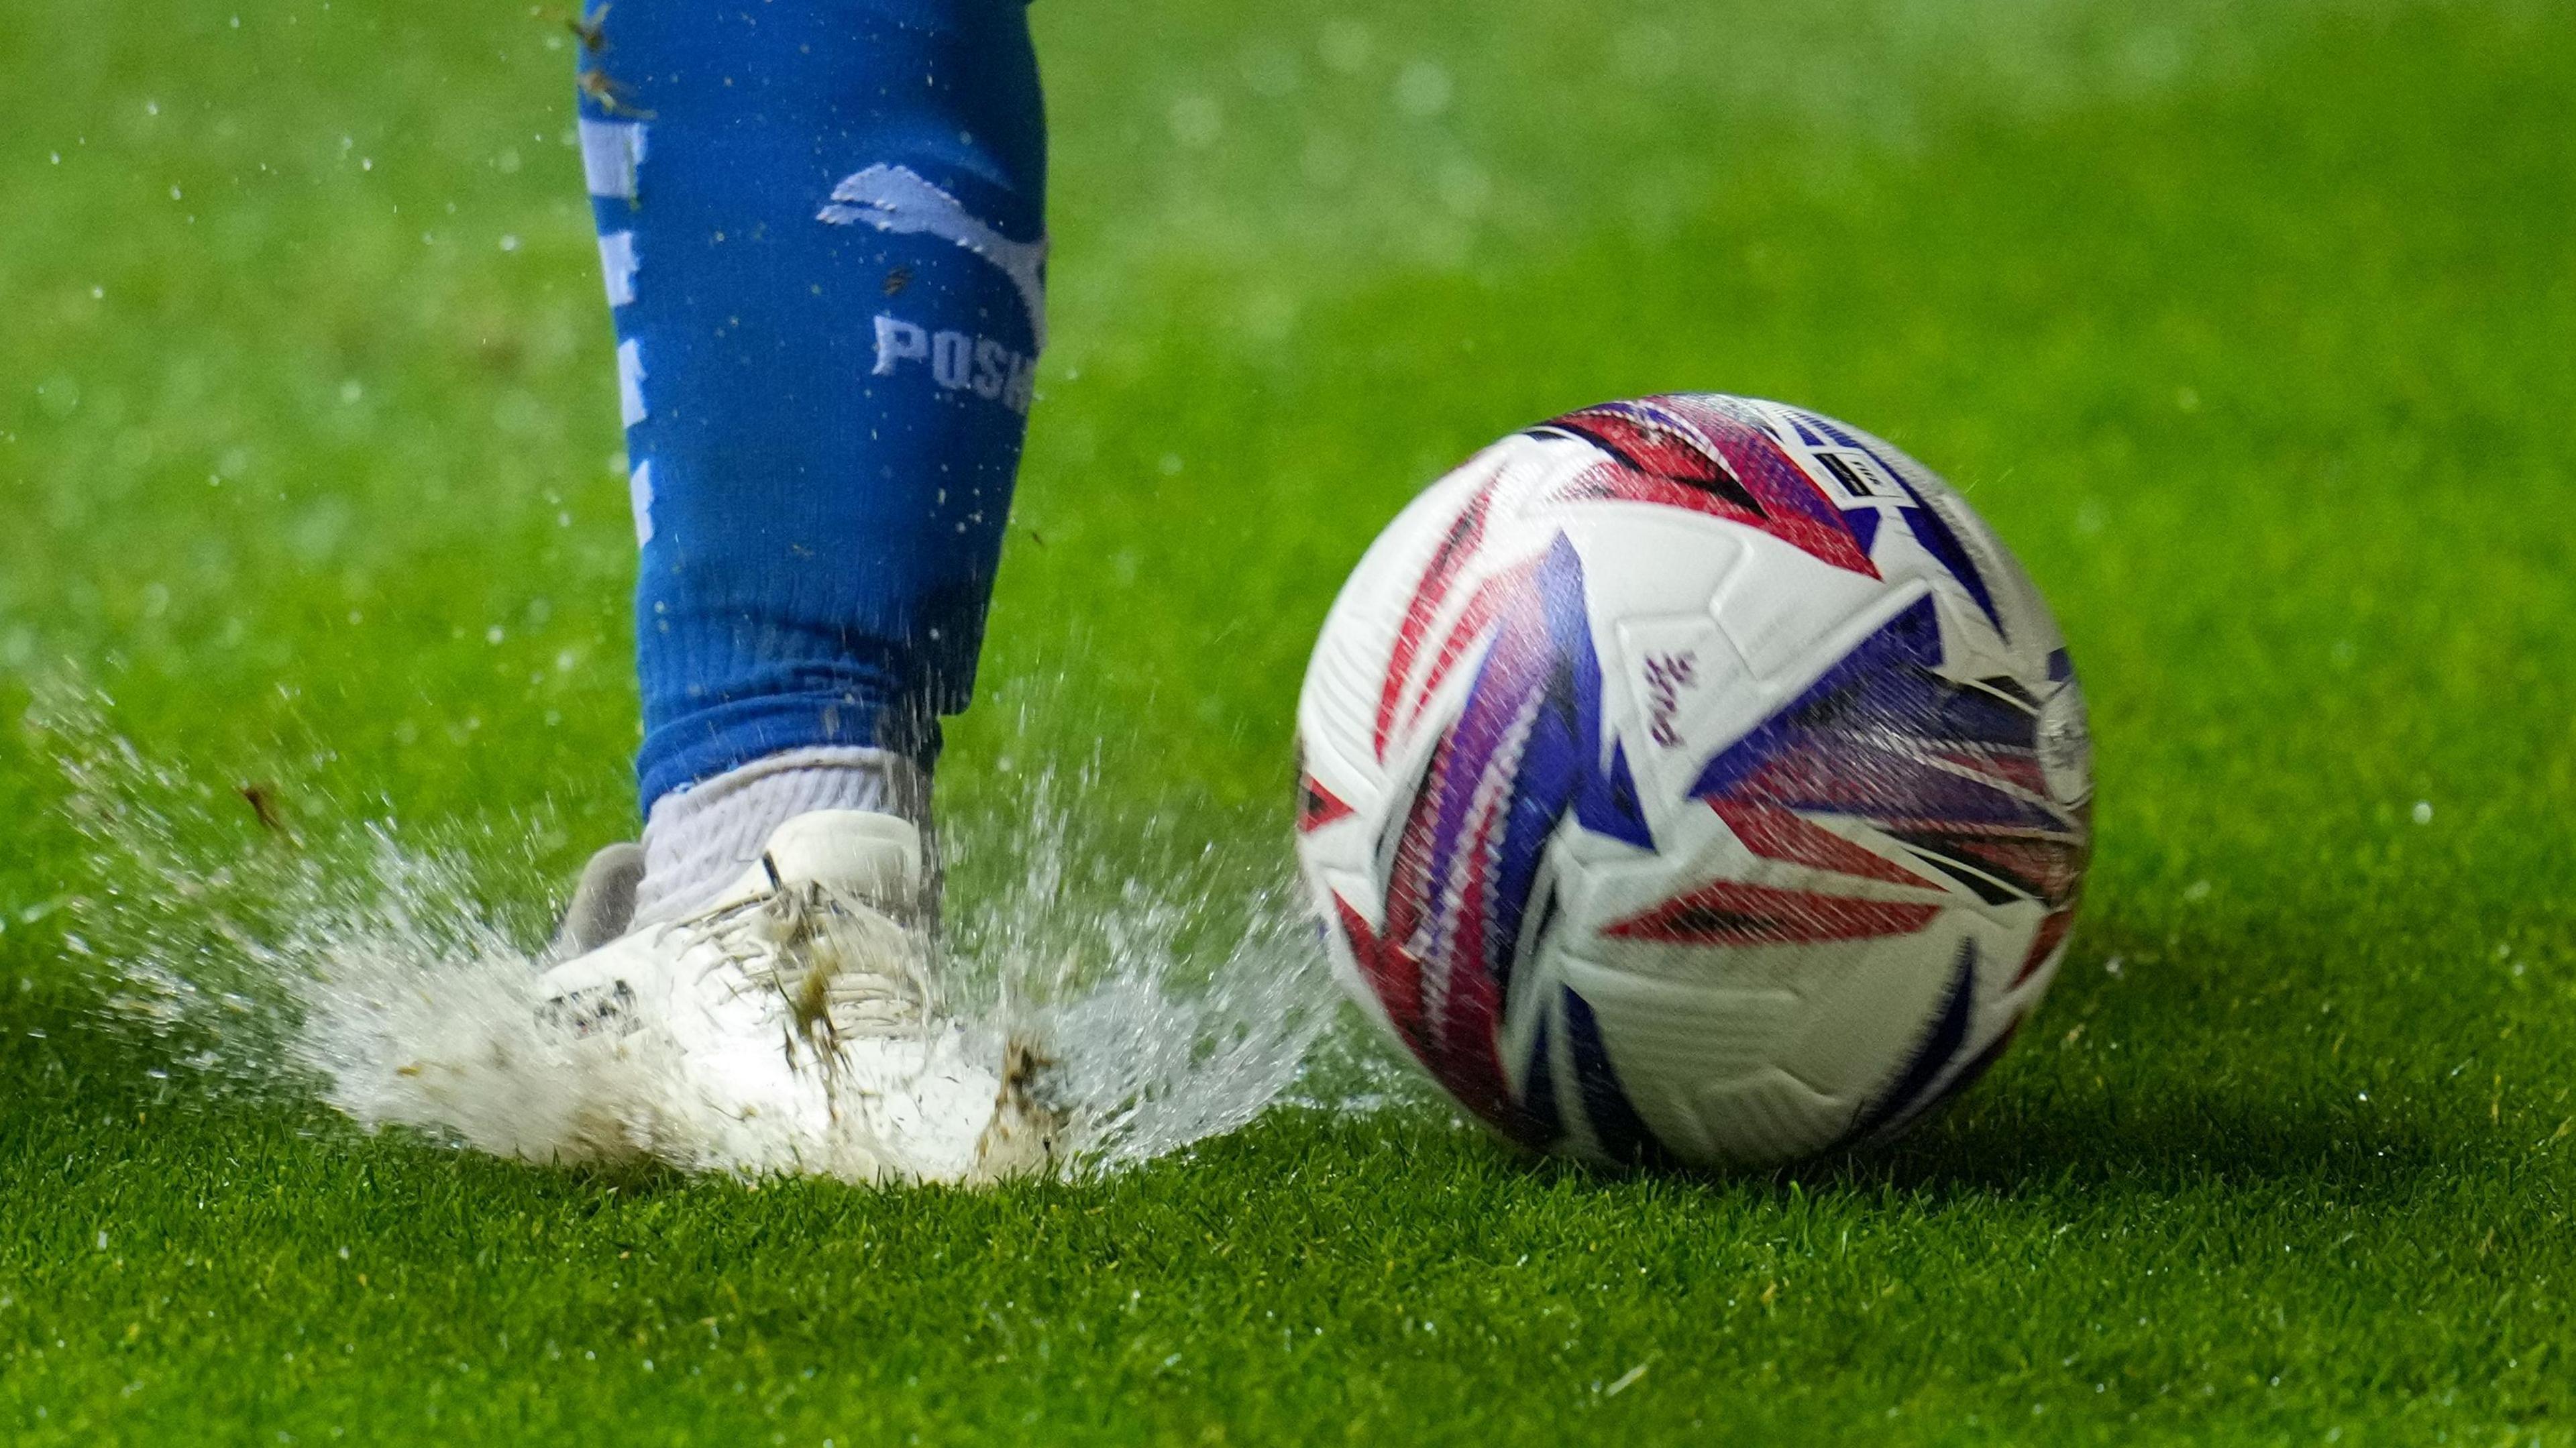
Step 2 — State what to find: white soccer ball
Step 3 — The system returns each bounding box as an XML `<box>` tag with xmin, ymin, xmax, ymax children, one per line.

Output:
<box><xmin>1293</xmin><ymin>394</ymin><xmax>2092</xmax><ymax>1168</ymax></box>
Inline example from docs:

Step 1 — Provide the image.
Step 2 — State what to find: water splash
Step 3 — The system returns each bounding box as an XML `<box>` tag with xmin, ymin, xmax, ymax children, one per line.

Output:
<box><xmin>938</xmin><ymin>755</ymin><xmax>1362</xmax><ymax>1170</ymax></box>
<box><xmin>44</xmin><ymin>695</ymin><xmax>1365</xmax><ymax>1184</ymax></box>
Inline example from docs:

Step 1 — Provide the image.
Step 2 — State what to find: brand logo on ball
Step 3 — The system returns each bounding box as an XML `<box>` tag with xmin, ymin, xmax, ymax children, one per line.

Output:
<box><xmin>1641</xmin><ymin>651</ymin><xmax>1697</xmax><ymax>748</ymax></box>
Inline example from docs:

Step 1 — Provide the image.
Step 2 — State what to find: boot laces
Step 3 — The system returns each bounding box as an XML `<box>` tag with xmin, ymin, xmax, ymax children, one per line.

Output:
<box><xmin>679</xmin><ymin>854</ymin><xmax>934</xmax><ymax>1066</ymax></box>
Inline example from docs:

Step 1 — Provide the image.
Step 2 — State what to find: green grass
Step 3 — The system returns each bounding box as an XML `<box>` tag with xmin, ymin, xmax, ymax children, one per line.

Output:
<box><xmin>6</xmin><ymin>0</ymin><xmax>2576</xmax><ymax>1439</ymax></box>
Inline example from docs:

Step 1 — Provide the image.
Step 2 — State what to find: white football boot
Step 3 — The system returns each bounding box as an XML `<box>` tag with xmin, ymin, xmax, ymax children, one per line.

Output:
<box><xmin>535</xmin><ymin>809</ymin><xmax>1063</xmax><ymax>1184</ymax></box>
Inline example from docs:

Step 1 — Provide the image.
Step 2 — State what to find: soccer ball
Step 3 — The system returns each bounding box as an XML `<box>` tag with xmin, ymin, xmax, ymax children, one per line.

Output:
<box><xmin>1293</xmin><ymin>394</ymin><xmax>2091</xmax><ymax>1168</ymax></box>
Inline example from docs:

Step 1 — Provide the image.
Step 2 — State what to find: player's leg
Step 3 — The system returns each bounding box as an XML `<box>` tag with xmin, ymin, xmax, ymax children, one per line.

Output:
<box><xmin>537</xmin><ymin>0</ymin><xmax>1056</xmax><ymax>1178</ymax></box>
<box><xmin>576</xmin><ymin>0</ymin><xmax>1046</xmax><ymax>924</ymax></box>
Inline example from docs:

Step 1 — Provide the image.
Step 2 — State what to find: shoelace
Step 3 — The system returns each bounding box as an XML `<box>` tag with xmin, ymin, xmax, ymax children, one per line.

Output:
<box><xmin>680</xmin><ymin>872</ymin><xmax>935</xmax><ymax>1064</ymax></box>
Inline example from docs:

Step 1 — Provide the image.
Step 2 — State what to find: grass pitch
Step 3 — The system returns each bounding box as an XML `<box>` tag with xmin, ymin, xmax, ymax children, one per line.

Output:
<box><xmin>5</xmin><ymin>0</ymin><xmax>2575</xmax><ymax>1440</ymax></box>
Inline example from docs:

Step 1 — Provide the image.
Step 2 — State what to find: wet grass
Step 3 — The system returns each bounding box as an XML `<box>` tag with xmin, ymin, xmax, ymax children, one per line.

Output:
<box><xmin>4</xmin><ymin>0</ymin><xmax>2574</xmax><ymax>1440</ymax></box>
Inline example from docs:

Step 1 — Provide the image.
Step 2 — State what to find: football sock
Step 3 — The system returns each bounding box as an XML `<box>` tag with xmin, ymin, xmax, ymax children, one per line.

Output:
<box><xmin>631</xmin><ymin>745</ymin><xmax>932</xmax><ymax>923</ymax></box>
<box><xmin>576</xmin><ymin>0</ymin><xmax>1048</xmax><ymax>838</ymax></box>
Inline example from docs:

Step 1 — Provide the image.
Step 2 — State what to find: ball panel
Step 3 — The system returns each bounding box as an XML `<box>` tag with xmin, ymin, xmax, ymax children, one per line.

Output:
<box><xmin>1294</xmin><ymin>459</ymin><xmax>1490</xmax><ymax>775</ymax></box>
<box><xmin>1553</xmin><ymin>953</ymin><xmax>1803</xmax><ymax>1095</ymax></box>
<box><xmin>1707</xmin><ymin>537</ymin><xmax>1909</xmax><ymax>687</ymax></box>
<box><xmin>1780</xmin><ymin>930</ymin><xmax>1986</xmax><ymax>1102</ymax></box>
<box><xmin>1686</xmin><ymin>1067</ymin><xmax>1854</xmax><ymax>1166</ymax></box>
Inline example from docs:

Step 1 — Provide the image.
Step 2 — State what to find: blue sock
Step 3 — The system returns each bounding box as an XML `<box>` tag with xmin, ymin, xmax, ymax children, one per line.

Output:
<box><xmin>576</xmin><ymin>0</ymin><xmax>1046</xmax><ymax>812</ymax></box>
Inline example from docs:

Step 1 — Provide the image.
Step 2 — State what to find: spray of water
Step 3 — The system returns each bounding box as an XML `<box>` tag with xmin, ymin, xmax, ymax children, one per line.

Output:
<box><xmin>44</xmin><ymin>693</ymin><xmax>1391</xmax><ymax>1184</ymax></box>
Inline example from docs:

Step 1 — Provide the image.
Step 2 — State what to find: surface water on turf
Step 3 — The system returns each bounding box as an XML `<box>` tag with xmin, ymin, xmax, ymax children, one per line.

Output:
<box><xmin>44</xmin><ymin>698</ymin><xmax>1411</xmax><ymax>1184</ymax></box>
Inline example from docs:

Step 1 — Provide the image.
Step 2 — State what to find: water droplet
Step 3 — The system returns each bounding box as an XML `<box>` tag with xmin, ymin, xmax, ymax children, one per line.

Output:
<box><xmin>1168</xmin><ymin>95</ymin><xmax>1222</xmax><ymax>148</ymax></box>
<box><xmin>1239</xmin><ymin>42</ymin><xmax>1301</xmax><ymax>97</ymax></box>
<box><xmin>1319</xmin><ymin>19</ymin><xmax>1372</xmax><ymax>73</ymax></box>
<box><xmin>1393</xmin><ymin>60</ymin><xmax>1453</xmax><ymax>118</ymax></box>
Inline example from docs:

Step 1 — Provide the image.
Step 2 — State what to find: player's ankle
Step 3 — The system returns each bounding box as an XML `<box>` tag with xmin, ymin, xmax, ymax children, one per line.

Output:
<box><xmin>633</xmin><ymin>745</ymin><xmax>931</xmax><ymax>924</ymax></box>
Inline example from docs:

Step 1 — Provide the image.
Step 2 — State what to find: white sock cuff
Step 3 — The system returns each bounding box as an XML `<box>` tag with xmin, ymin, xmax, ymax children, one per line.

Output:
<box><xmin>633</xmin><ymin>745</ymin><xmax>930</xmax><ymax>923</ymax></box>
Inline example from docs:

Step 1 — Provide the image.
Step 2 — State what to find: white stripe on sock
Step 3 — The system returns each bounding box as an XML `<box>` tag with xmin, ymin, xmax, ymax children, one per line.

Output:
<box><xmin>579</xmin><ymin>119</ymin><xmax>647</xmax><ymax>200</ymax></box>
<box><xmin>629</xmin><ymin>459</ymin><xmax>655</xmax><ymax>547</ymax></box>
<box><xmin>598</xmin><ymin>229</ymin><xmax>637</xmax><ymax>307</ymax></box>
<box><xmin>617</xmin><ymin>339</ymin><xmax>647</xmax><ymax>427</ymax></box>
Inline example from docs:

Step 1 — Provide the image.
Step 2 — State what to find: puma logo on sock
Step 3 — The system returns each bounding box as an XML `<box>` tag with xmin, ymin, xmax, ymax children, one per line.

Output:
<box><xmin>819</xmin><ymin>165</ymin><xmax>1048</xmax><ymax>350</ymax></box>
